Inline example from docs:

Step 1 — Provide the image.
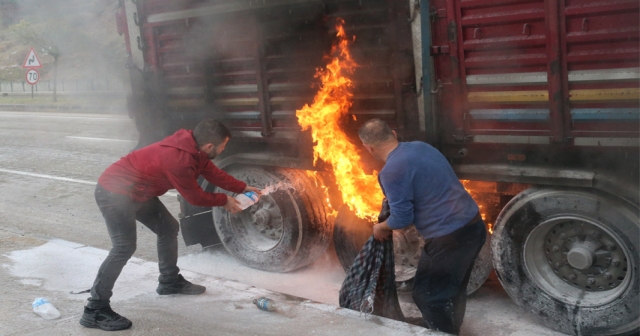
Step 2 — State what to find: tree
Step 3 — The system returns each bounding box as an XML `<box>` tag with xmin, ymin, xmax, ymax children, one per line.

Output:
<box><xmin>8</xmin><ymin>0</ymin><xmax>127</xmax><ymax>103</ymax></box>
<box><xmin>0</xmin><ymin>0</ymin><xmax>19</xmax><ymax>28</ymax></box>
<box><xmin>9</xmin><ymin>19</ymin><xmax>66</xmax><ymax>102</ymax></box>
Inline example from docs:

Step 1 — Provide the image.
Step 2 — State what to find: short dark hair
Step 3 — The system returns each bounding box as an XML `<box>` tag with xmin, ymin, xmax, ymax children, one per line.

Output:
<box><xmin>358</xmin><ymin>118</ymin><xmax>394</xmax><ymax>145</ymax></box>
<box><xmin>193</xmin><ymin>119</ymin><xmax>231</xmax><ymax>147</ymax></box>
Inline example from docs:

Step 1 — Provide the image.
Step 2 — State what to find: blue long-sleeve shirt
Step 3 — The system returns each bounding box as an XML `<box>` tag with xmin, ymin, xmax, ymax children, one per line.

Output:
<box><xmin>378</xmin><ymin>142</ymin><xmax>479</xmax><ymax>239</ymax></box>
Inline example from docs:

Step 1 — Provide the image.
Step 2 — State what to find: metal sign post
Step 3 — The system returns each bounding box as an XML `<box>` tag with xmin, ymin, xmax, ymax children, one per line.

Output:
<box><xmin>25</xmin><ymin>69</ymin><xmax>39</xmax><ymax>99</ymax></box>
<box><xmin>22</xmin><ymin>48</ymin><xmax>42</xmax><ymax>99</ymax></box>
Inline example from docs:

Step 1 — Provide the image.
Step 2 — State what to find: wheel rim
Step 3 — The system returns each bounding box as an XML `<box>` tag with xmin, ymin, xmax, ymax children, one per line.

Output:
<box><xmin>228</xmin><ymin>194</ymin><xmax>284</xmax><ymax>252</ymax></box>
<box><xmin>392</xmin><ymin>226</ymin><xmax>424</xmax><ymax>282</ymax></box>
<box><xmin>524</xmin><ymin>216</ymin><xmax>633</xmax><ymax>307</ymax></box>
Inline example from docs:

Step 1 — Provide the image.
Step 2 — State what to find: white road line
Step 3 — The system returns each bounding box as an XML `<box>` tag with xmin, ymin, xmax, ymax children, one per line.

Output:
<box><xmin>0</xmin><ymin>168</ymin><xmax>179</xmax><ymax>198</ymax></box>
<box><xmin>0</xmin><ymin>112</ymin><xmax>128</xmax><ymax>120</ymax></box>
<box><xmin>65</xmin><ymin>136</ymin><xmax>137</xmax><ymax>143</ymax></box>
<box><xmin>0</xmin><ymin>168</ymin><xmax>95</xmax><ymax>185</ymax></box>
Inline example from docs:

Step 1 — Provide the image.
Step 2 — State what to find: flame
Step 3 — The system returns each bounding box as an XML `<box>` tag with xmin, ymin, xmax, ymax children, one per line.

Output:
<box><xmin>461</xmin><ymin>180</ymin><xmax>494</xmax><ymax>234</ymax></box>
<box><xmin>296</xmin><ymin>19</ymin><xmax>383</xmax><ymax>221</ymax></box>
<box><xmin>295</xmin><ymin>20</ymin><xmax>497</xmax><ymax>230</ymax></box>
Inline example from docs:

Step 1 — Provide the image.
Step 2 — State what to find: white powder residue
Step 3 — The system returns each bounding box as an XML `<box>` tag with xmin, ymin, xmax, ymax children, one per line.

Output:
<box><xmin>260</xmin><ymin>181</ymin><xmax>295</xmax><ymax>196</ymax></box>
<box><xmin>6</xmin><ymin>239</ymin><xmax>157</xmax><ymax>302</ymax></box>
<box><xmin>178</xmin><ymin>247</ymin><xmax>345</xmax><ymax>306</ymax></box>
<box><xmin>18</xmin><ymin>278</ymin><xmax>42</xmax><ymax>286</ymax></box>
<box><xmin>6</xmin><ymin>238</ymin><xmax>346</xmax><ymax>308</ymax></box>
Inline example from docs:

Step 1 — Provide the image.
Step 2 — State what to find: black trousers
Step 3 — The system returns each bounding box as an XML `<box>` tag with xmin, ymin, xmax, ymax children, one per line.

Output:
<box><xmin>412</xmin><ymin>219</ymin><xmax>487</xmax><ymax>335</ymax></box>
<box><xmin>88</xmin><ymin>184</ymin><xmax>180</xmax><ymax>308</ymax></box>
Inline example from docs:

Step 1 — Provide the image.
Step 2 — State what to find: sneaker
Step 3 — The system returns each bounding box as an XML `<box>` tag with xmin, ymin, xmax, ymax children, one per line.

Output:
<box><xmin>156</xmin><ymin>274</ymin><xmax>206</xmax><ymax>295</ymax></box>
<box><xmin>79</xmin><ymin>306</ymin><xmax>132</xmax><ymax>331</ymax></box>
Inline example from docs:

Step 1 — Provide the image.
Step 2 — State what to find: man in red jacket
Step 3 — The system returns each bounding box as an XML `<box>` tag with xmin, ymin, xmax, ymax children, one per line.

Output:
<box><xmin>80</xmin><ymin>119</ymin><xmax>260</xmax><ymax>331</ymax></box>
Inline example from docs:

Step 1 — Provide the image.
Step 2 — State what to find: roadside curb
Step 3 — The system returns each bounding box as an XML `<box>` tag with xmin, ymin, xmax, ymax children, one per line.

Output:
<box><xmin>2</xmin><ymin>235</ymin><xmax>446</xmax><ymax>335</ymax></box>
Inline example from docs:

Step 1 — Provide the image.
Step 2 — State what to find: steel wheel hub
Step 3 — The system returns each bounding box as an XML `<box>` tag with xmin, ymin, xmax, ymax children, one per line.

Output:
<box><xmin>543</xmin><ymin>220</ymin><xmax>627</xmax><ymax>291</ymax></box>
<box><xmin>524</xmin><ymin>216</ymin><xmax>632</xmax><ymax>307</ymax></box>
<box><xmin>392</xmin><ymin>226</ymin><xmax>424</xmax><ymax>282</ymax></box>
<box><xmin>229</xmin><ymin>195</ymin><xmax>284</xmax><ymax>251</ymax></box>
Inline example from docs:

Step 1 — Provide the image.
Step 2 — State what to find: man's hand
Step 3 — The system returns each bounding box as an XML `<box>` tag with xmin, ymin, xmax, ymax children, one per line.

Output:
<box><xmin>244</xmin><ymin>186</ymin><xmax>262</xmax><ymax>196</ymax></box>
<box><xmin>373</xmin><ymin>222</ymin><xmax>392</xmax><ymax>241</ymax></box>
<box><xmin>223</xmin><ymin>195</ymin><xmax>242</xmax><ymax>214</ymax></box>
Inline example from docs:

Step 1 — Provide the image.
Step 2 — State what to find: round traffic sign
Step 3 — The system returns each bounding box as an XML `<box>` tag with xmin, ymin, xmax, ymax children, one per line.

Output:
<box><xmin>25</xmin><ymin>68</ymin><xmax>40</xmax><ymax>85</ymax></box>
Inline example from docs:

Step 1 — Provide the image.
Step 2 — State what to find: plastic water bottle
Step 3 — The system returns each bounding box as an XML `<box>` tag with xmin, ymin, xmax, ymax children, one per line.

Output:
<box><xmin>32</xmin><ymin>298</ymin><xmax>61</xmax><ymax>320</ymax></box>
<box><xmin>235</xmin><ymin>191</ymin><xmax>259</xmax><ymax>210</ymax></box>
<box><xmin>253</xmin><ymin>297</ymin><xmax>296</xmax><ymax>317</ymax></box>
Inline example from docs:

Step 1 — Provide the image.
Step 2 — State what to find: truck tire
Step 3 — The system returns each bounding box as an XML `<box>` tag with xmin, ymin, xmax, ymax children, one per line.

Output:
<box><xmin>212</xmin><ymin>166</ymin><xmax>332</xmax><ymax>272</ymax></box>
<box><xmin>334</xmin><ymin>205</ymin><xmax>493</xmax><ymax>295</ymax></box>
<box><xmin>492</xmin><ymin>187</ymin><xmax>639</xmax><ymax>335</ymax></box>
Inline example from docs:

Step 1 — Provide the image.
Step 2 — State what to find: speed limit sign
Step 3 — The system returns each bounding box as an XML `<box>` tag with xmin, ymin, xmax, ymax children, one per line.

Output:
<box><xmin>25</xmin><ymin>68</ymin><xmax>40</xmax><ymax>85</ymax></box>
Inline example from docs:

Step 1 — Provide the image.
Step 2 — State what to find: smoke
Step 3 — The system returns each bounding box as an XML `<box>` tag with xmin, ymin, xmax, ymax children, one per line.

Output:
<box><xmin>13</xmin><ymin>0</ymin><xmax>126</xmax><ymax>79</ymax></box>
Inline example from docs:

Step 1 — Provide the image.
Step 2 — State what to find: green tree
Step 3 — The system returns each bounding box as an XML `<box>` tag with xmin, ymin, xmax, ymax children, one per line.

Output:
<box><xmin>9</xmin><ymin>19</ymin><xmax>67</xmax><ymax>101</ymax></box>
<box><xmin>0</xmin><ymin>0</ymin><xmax>19</xmax><ymax>28</ymax></box>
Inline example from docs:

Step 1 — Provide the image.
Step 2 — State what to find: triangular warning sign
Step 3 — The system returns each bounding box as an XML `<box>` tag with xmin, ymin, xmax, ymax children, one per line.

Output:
<box><xmin>22</xmin><ymin>48</ymin><xmax>42</xmax><ymax>69</ymax></box>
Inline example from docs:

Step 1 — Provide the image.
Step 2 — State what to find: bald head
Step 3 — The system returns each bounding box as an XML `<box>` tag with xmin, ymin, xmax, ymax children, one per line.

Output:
<box><xmin>358</xmin><ymin>119</ymin><xmax>395</xmax><ymax>146</ymax></box>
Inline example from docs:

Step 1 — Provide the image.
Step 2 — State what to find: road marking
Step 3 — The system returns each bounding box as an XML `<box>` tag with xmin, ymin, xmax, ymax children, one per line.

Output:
<box><xmin>0</xmin><ymin>112</ymin><xmax>128</xmax><ymax>120</ymax></box>
<box><xmin>0</xmin><ymin>168</ymin><xmax>96</xmax><ymax>185</ymax></box>
<box><xmin>0</xmin><ymin>168</ymin><xmax>179</xmax><ymax>197</ymax></box>
<box><xmin>65</xmin><ymin>136</ymin><xmax>137</xmax><ymax>143</ymax></box>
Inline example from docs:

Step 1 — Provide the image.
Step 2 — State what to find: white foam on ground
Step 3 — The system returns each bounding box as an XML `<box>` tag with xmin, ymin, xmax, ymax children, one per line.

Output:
<box><xmin>5</xmin><ymin>239</ymin><xmax>157</xmax><ymax>302</ymax></box>
<box><xmin>6</xmin><ymin>238</ymin><xmax>345</xmax><ymax>308</ymax></box>
<box><xmin>178</xmin><ymin>247</ymin><xmax>346</xmax><ymax>306</ymax></box>
<box><xmin>3</xmin><ymin>238</ymin><xmax>421</xmax><ymax>333</ymax></box>
<box><xmin>18</xmin><ymin>278</ymin><xmax>42</xmax><ymax>286</ymax></box>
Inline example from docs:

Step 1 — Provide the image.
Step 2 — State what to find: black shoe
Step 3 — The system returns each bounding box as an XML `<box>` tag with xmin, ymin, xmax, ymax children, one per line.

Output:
<box><xmin>156</xmin><ymin>274</ymin><xmax>206</xmax><ymax>295</ymax></box>
<box><xmin>79</xmin><ymin>306</ymin><xmax>132</xmax><ymax>331</ymax></box>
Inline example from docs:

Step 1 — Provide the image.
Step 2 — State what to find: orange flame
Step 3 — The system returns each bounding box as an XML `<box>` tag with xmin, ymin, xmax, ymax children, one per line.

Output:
<box><xmin>296</xmin><ymin>19</ymin><xmax>383</xmax><ymax>221</ymax></box>
<box><xmin>461</xmin><ymin>180</ymin><xmax>494</xmax><ymax>234</ymax></box>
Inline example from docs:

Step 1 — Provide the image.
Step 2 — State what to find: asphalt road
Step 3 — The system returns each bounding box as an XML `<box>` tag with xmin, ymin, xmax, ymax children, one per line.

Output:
<box><xmin>0</xmin><ymin>111</ymin><xmax>564</xmax><ymax>335</ymax></box>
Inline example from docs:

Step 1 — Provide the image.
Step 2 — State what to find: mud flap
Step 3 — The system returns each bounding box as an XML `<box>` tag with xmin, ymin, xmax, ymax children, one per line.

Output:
<box><xmin>178</xmin><ymin>195</ymin><xmax>221</xmax><ymax>247</ymax></box>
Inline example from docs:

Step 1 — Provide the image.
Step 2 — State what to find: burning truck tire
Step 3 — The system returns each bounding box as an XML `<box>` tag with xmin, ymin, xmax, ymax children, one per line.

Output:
<box><xmin>212</xmin><ymin>166</ymin><xmax>333</xmax><ymax>273</ymax></box>
<box><xmin>492</xmin><ymin>187</ymin><xmax>639</xmax><ymax>335</ymax></box>
<box><xmin>333</xmin><ymin>205</ymin><xmax>493</xmax><ymax>295</ymax></box>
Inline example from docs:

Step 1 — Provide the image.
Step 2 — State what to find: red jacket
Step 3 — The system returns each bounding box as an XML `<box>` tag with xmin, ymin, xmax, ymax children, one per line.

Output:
<box><xmin>98</xmin><ymin>129</ymin><xmax>246</xmax><ymax>206</ymax></box>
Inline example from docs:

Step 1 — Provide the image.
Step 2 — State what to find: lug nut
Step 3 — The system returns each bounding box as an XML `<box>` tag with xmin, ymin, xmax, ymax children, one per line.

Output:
<box><xmin>603</xmin><ymin>273</ymin><xmax>612</xmax><ymax>280</ymax></box>
<box><xmin>612</xmin><ymin>259</ymin><xmax>620</xmax><ymax>267</ymax></box>
<box><xmin>552</xmin><ymin>245</ymin><xmax>560</xmax><ymax>252</ymax></box>
<box><xmin>555</xmin><ymin>261</ymin><xmax>563</xmax><ymax>268</ymax></box>
<box><xmin>587</xmin><ymin>278</ymin><xmax>595</xmax><ymax>285</ymax></box>
<box><xmin>606</xmin><ymin>244</ymin><xmax>616</xmax><ymax>251</ymax></box>
<box><xmin>559</xmin><ymin>233</ymin><xmax>567</xmax><ymax>240</ymax></box>
<box><xmin>568</xmin><ymin>274</ymin><xmax>577</xmax><ymax>280</ymax></box>
<box><xmin>591</xmin><ymin>231</ymin><xmax>601</xmax><ymax>239</ymax></box>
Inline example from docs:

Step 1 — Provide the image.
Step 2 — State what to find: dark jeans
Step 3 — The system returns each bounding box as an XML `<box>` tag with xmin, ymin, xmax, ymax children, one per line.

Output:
<box><xmin>412</xmin><ymin>219</ymin><xmax>487</xmax><ymax>335</ymax></box>
<box><xmin>88</xmin><ymin>184</ymin><xmax>180</xmax><ymax>308</ymax></box>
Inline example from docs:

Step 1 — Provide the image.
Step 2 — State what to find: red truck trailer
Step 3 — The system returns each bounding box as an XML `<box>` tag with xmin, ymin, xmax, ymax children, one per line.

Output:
<box><xmin>115</xmin><ymin>0</ymin><xmax>638</xmax><ymax>334</ymax></box>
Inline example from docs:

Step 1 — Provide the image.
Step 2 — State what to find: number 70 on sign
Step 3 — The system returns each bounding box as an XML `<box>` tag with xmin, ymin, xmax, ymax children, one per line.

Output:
<box><xmin>25</xmin><ymin>69</ymin><xmax>40</xmax><ymax>85</ymax></box>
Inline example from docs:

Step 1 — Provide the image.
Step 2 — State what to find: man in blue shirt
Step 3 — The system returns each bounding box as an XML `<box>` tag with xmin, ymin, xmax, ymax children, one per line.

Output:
<box><xmin>358</xmin><ymin>119</ymin><xmax>486</xmax><ymax>335</ymax></box>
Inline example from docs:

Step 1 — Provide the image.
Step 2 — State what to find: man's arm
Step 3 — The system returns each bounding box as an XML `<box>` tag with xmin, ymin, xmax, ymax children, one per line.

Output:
<box><xmin>165</xmin><ymin>165</ymin><xmax>233</xmax><ymax>207</ymax></box>
<box><xmin>379</xmin><ymin>163</ymin><xmax>415</xmax><ymax>231</ymax></box>
<box><xmin>373</xmin><ymin>221</ymin><xmax>392</xmax><ymax>241</ymax></box>
<box><xmin>200</xmin><ymin>160</ymin><xmax>247</xmax><ymax>194</ymax></box>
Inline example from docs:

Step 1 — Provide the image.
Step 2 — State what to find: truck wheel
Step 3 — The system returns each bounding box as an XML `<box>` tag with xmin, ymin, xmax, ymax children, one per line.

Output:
<box><xmin>492</xmin><ymin>187</ymin><xmax>639</xmax><ymax>335</ymax></box>
<box><xmin>212</xmin><ymin>166</ymin><xmax>332</xmax><ymax>272</ymax></box>
<box><xmin>468</xmin><ymin>229</ymin><xmax>493</xmax><ymax>294</ymax></box>
<box><xmin>334</xmin><ymin>205</ymin><xmax>493</xmax><ymax>294</ymax></box>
